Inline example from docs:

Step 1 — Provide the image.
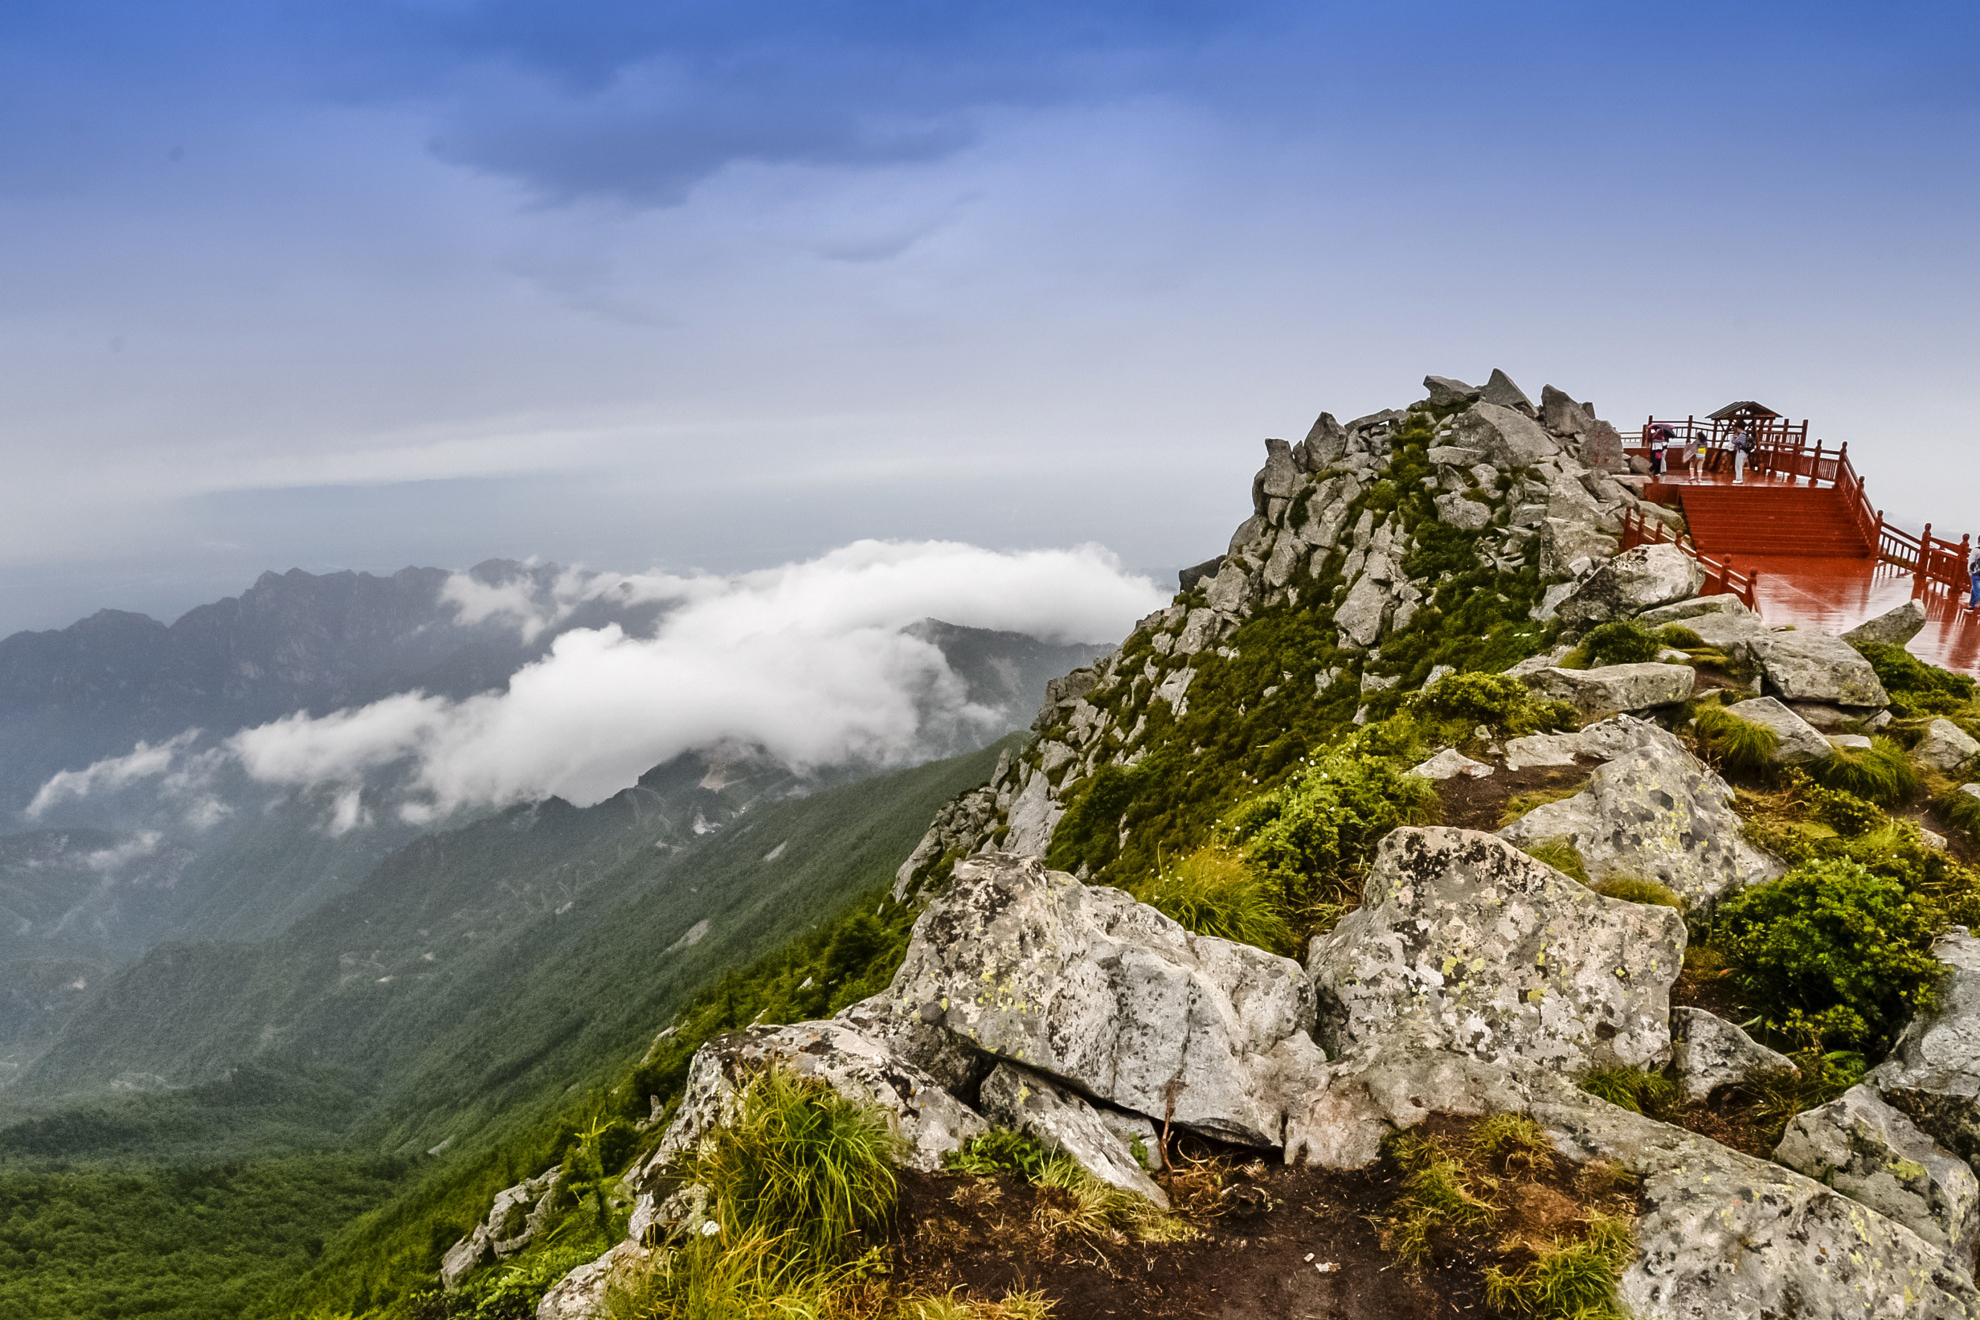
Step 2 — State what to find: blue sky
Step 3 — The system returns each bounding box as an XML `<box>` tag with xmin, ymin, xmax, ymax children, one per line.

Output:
<box><xmin>1</xmin><ymin>1</ymin><xmax>1976</xmax><ymax>633</ymax></box>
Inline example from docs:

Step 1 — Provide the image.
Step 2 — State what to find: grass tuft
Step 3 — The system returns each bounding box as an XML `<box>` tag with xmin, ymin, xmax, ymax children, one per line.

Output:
<box><xmin>1806</xmin><ymin>737</ymin><xmax>1919</xmax><ymax>807</ymax></box>
<box><xmin>1591</xmin><ymin>876</ymin><xmax>1684</xmax><ymax>909</ymax></box>
<box><xmin>1518</xmin><ymin>838</ymin><xmax>1590</xmax><ymax>886</ymax></box>
<box><xmin>1690</xmin><ymin>705</ymin><xmax>1780</xmax><ymax>776</ymax></box>
<box><xmin>1471</xmin><ymin>1114</ymin><xmax>1554</xmax><ymax>1178</ymax></box>
<box><xmin>1577</xmin><ymin>620</ymin><xmax>1664</xmax><ymax>668</ymax></box>
<box><xmin>1132</xmin><ymin>847</ymin><xmax>1295</xmax><ymax>954</ymax></box>
<box><xmin>1656</xmin><ymin>624</ymin><xmax>1705</xmax><ymax>649</ymax></box>
<box><xmin>1578</xmin><ymin>1066</ymin><xmax>1678</xmax><ymax>1119</ymax></box>
<box><xmin>1482</xmin><ymin>1212</ymin><xmax>1636</xmax><ymax>1320</ymax></box>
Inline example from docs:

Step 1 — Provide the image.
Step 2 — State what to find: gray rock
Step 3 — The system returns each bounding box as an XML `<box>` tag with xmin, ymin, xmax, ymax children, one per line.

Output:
<box><xmin>1917</xmin><ymin>719</ymin><xmax>1980</xmax><ymax>774</ymax></box>
<box><xmin>1793</xmin><ymin>702</ymin><xmax>1864</xmax><ymax>731</ymax></box>
<box><xmin>1335</xmin><ymin>573</ymin><xmax>1391</xmax><ymax>649</ymax></box>
<box><xmin>1432</xmin><ymin>490</ymin><xmax>1493</xmax><ymax>531</ymax></box>
<box><xmin>1554</xmin><ymin>545</ymin><xmax>1708</xmax><ymax>627</ymax></box>
<box><xmin>1423</xmin><ymin>374</ymin><xmax>1481</xmax><ymax>407</ymax></box>
<box><xmin>1684</xmin><ymin>609</ymin><xmax>1775</xmax><ymax>662</ymax></box>
<box><xmin>1580</xmin><ymin>421</ymin><xmax>1628</xmax><ymax>474</ymax></box>
<box><xmin>1670</xmin><ymin>1006</ymin><xmax>1797</xmax><ymax>1104</ymax></box>
<box><xmin>978</xmin><ymin>1063</ymin><xmax>1169</xmax><ymax>1207</ymax></box>
<box><xmin>443</xmin><ymin>1169</ymin><xmax>566</xmax><ymax>1288</ymax></box>
<box><xmin>1450</xmin><ymin>401</ymin><xmax>1562</xmax><ymax>468</ymax></box>
<box><xmin>534</xmin><ymin>1241</ymin><xmax>648</xmax><ymax>1320</ymax></box>
<box><xmin>1844</xmin><ymin>600</ymin><xmax>1929</xmax><ymax>649</ymax></box>
<box><xmin>1539</xmin><ymin>385</ymin><xmax>1593</xmax><ymax>436</ymax></box>
<box><xmin>1426</xmin><ymin>444</ymin><xmax>1485</xmax><ymax>467</ymax></box>
<box><xmin>1478</xmin><ymin>367</ymin><xmax>1534</xmax><ymax>415</ymax></box>
<box><xmin>1751</xmin><ymin>630</ymin><xmax>1891</xmax><ymax>707</ymax></box>
<box><xmin>1308</xmin><ymin>828</ymin><xmax>1685</xmax><ymax>1073</ymax></box>
<box><xmin>1548</xmin><ymin>471</ymin><xmax>1620</xmax><ymax>533</ymax></box>
<box><xmin>1256</xmin><ymin>437</ymin><xmax>1301</xmax><ymax>501</ymax></box>
<box><xmin>1529</xmin><ymin>1079</ymin><xmax>1980</xmax><ymax>1320</ymax></box>
<box><xmin>1004</xmin><ymin>767</ymin><xmax>1063</xmax><ymax>856</ymax></box>
<box><xmin>1635</xmin><ymin>594</ymin><xmax>1758</xmax><ymax>625</ymax></box>
<box><xmin>1500</xmin><ymin>720</ymin><xmax>1783</xmax><ymax>907</ymax></box>
<box><xmin>1871</xmin><ymin>930</ymin><xmax>1980</xmax><ymax>1169</ymax></box>
<box><xmin>1261</xmin><ymin>525</ymin><xmax>1310</xmax><ymax>590</ymax></box>
<box><xmin>1407</xmin><ymin>748</ymin><xmax>1492</xmax><ymax>780</ymax></box>
<box><xmin>1301</xmin><ymin>412</ymin><xmax>1348</xmax><ymax>470</ymax></box>
<box><xmin>645</xmin><ymin>1018</ymin><xmax>988</xmax><ymax>1177</ymax></box>
<box><xmin>870</xmin><ymin>853</ymin><xmax>1327</xmax><ymax>1147</ymax></box>
<box><xmin>1540</xmin><ymin>517</ymin><xmax>1619</xmax><ymax>579</ymax></box>
<box><xmin>1500</xmin><ymin>643</ymin><xmax>1573</xmax><ymax>682</ymax></box>
<box><xmin>1831</xmin><ymin>733</ymin><xmax>1875</xmax><ymax>752</ymax></box>
<box><xmin>1718</xmin><ymin>696</ymin><xmax>1834</xmax><ymax>766</ymax></box>
<box><xmin>1776</xmin><ymin>1084</ymin><xmax>1980</xmax><ymax>1261</ymax></box>
<box><xmin>1204</xmin><ymin>561</ymin><xmax>1254</xmax><ymax>615</ymax></box>
<box><xmin>1524</xmin><ymin>661</ymin><xmax>1696</xmax><ymax>720</ymax></box>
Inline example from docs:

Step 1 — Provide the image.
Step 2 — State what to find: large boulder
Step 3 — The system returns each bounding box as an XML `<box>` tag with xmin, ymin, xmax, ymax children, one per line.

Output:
<box><xmin>1540</xmin><ymin>518</ymin><xmax>1619</xmax><ymax>578</ymax></box>
<box><xmin>1335</xmin><ymin>573</ymin><xmax>1391</xmax><ymax>649</ymax></box>
<box><xmin>535</xmin><ymin>1241</ymin><xmax>648</xmax><ymax>1320</ymax></box>
<box><xmin>1524</xmin><ymin>661</ymin><xmax>1696</xmax><ymax>720</ymax></box>
<box><xmin>1530</xmin><ymin>1080</ymin><xmax>1980</xmax><ymax>1320</ymax></box>
<box><xmin>1670</xmin><ymin>1006</ymin><xmax>1797</xmax><ymax>1104</ymax></box>
<box><xmin>442</xmin><ymin>1169</ymin><xmax>565</xmax><ymax>1288</ymax></box>
<box><xmin>1450</xmin><ymin>401</ymin><xmax>1561</xmax><ymax>468</ymax></box>
<box><xmin>1871</xmin><ymin>930</ymin><xmax>1980</xmax><ymax>1169</ymax></box>
<box><xmin>1750</xmin><ymin>630</ymin><xmax>1890</xmax><ymax>707</ymax></box>
<box><xmin>978</xmin><ymin>1063</ymin><xmax>1169</xmax><ymax>1207</ymax></box>
<box><xmin>1683</xmin><ymin>608</ymin><xmax>1776</xmax><ymax>663</ymax></box>
<box><xmin>1775</xmin><ymin>1084</ymin><xmax>1980</xmax><ymax>1262</ymax></box>
<box><xmin>1917</xmin><ymin>718</ymin><xmax>1980</xmax><ymax>774</ymax></box>
<box><xmin>1423</xmin><ymin>374</ymin><xmax>1481</xmax><ymax>407</ymax></box>
<box><xmin>1539</xmin><ymin>384</ymin><xmax>1593</xmax><ymax>436</ymax></box>
<box><xmin>1719</xmin><ymin>696</ymin><xmax>1834</xmax><ymax>766</ymax></box>
<box><xmin>1554</xmin><ymin>545</ymin><xmax>1707</xmax><ymax>627</ymax></box>
<box><xmin>1844</xmin><ymin>600</ymin><xmax>1929</xmax><ymax>649</ymax></box>
<box><xmin>1499</xmin><ymin>721</ymin><xmax>1783</xmax><ymax>907</ymax></box>
<box><xmin>1636</xmin><ymin>594</ymin><xmax>1756</xmax><ymax>626</ymax></box>
<box><xmin>1307</xmin><ymin>828</ymin><xmax>1685</xmax><ymax>1074</ymax></box>
<box><xmin>643</xmin><ymin>1018</ymin><xmax>988</xmax><ymax>1177</ymax></box>
<box><xmin>1433</xmin><ymin>490</ymin><xmax>1493</xmax><ymax>531</ymax></box>
<box><xmin>1300</xmin><ymin>412</ymin><xmax>1348</xmax><ymax>470</ymax></box>
<box><xmin>868</xmin><ymin>853</ymin><xmax>1326</xmax><ymax>1147</ymax></box>
<box><xmin>1478</xmin><ymin>367</ymin><xmax>1533</xmax><ymax>415</ymax></box>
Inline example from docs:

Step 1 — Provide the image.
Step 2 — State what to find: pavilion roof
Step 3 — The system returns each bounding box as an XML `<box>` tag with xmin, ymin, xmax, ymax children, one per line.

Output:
<box><xmin>1708</xmin><ymin>401</ymin><xmax>1783</xmax><ymax>421</ymax></box>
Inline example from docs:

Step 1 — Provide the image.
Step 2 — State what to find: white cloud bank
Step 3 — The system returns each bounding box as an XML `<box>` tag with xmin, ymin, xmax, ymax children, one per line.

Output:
<box><xmin>31</xmin><ymin>539</ymin><xmax>1164</xmax><ymax>822</ymax></box>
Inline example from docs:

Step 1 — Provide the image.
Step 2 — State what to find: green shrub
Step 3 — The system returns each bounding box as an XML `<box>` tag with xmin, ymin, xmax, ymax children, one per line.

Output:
<box><xmin>944</xmin><ymin>1130</ymin><xmax>1050</xmax><ymax>1180</ymax></box>
<box><xmin>1411</xmin><ymin>672</ymin><xmax>1572</xmax><ymax>738</ymax></box>
<box><xmin>693</xmin><ymin>1067</ymin><xmax>903</xmax><ymax>1269</ymax></box>
<box><xmin>1806</xmin><ymin>785</ymin><xmax>1883</xmax><ymax>838</ymax></box>
<box><xmin>1690</xmin><ymin>706</ymin><xmax>1780</xmax><ymax>776</ymax></box>
<box><xmin>1716</xmin><ymin>856</ymin><xmax>1944</xmax><ymax>1051</ymax></box>
<box><xmin>1657</xmin><ymin>624</ymin><xmax>1706</xmax><ymax>649</ymax></box>
<box><xmin>1132</xmin><ymin>847</ymin><xmax>1295</xmax><ymax>954</ymax></box>
<box><xmin>1230</xmin><ymin>738</ymin><xmax>1440</xmax><ymax>914</ymax></box>
<box><xmin>1941</xmin><ymin>784</ymin><xmax>1980</xmax><ymax>842</ymax></box>
<box><xmin>1579</xmin><ymin>1066</ymin><xmax>1679</xmax><ymax>1118</ymax></box>
<box><xmin>1807</xmin><ymin>737</ymin><xmax>1919</xmax><ymax>806</ymax></box>
<box><xmin>1852</xmin><ymin>642</ymin><xmax>1975</xmax><ymax>718</ymax></box>
<box><xmin>1593</xmin><ymin>877</ymin><xmax>1684</xmax><ymax>909</ymax></box>
<box><xmin>1579</xmin><ymin>620</ymin><xmax>1663</xmax><ymax>667</ymax></box>
<box><xmin>1518</xmin><ymin>838</ymin><xmax>1589</xmax><ymax>886</ymax></box>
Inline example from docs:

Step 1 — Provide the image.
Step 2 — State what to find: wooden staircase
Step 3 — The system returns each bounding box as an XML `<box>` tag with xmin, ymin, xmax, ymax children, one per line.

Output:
<box><xmin>1678</xmin><ymin>484</ymin><xmax>1876</xmax><ymax>559</ymax></box>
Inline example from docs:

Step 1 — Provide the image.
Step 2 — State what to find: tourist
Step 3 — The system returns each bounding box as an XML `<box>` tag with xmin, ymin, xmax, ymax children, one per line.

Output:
<box><xmin>1683</xmin><ymin>429</ymin><xmax>1704</xmax><ymax>479</ymax></box>
<box><xmin>1730</xmin><ymin>425</ymin><xmax>1753</xmax><ymax>482</ymax></box>
<box><xmin>1648</xmin><ymin>424</ymin><xmax>1669</xmax><ymax>475</ymax></box>
<box><xmin>1968</xmin><ymin>543</ymin><xmax>1980</xmax><ymax>610</ymax></box>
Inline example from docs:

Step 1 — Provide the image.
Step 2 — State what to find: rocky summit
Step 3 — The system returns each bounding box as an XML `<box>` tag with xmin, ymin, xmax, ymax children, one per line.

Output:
<box><xmin>423</xmin><ymin>371</ymin><xmax>1980</xmax><ymax>1320</ymax></box>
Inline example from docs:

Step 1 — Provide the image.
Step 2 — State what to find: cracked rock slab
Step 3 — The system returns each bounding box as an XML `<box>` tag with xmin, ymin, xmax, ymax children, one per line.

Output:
<box><xmin>1670</xmin><ymin>1006</ymin><xmax>1796</xmax><ymax>1104</ymax></box>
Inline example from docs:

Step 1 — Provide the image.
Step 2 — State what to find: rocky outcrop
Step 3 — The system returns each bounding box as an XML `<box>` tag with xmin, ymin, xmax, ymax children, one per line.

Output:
<box><xmin>1407</xmin><ymin>748</ymin><xmax>1492</xmax><ymax>779</ymax></box>
<box><xmin>442</xmin><ymin>1169</ymin><xmax>566</xmax><ymax>1288</ymax></box>
<box><xmin>977</xmin><ymin>1062</ymin><xmax>1169</xmax><ymax>1206</ymax></box>
<box><xmin>1499</xmin><ymin>721</ymin><xmax>1783</xmax><ymax>907</ymax></box>
<box><xmin>1718</xmin><ymin>696</ymin><xmax>1834</xmax><ymax>765</ymax></box>
<box><xmin>1530</xmin><ymin>1080</ymin><xmax>1980</xmax><ymax>1320</ymax></box>
<box><xmin>1750</xmin><ymin>629</ymin><xmax>1891</xmax><ymax>708</ymax></box>
<box><xmin>1635</xmin><ymin>594</ymin><xmax>1755</xmax><ymax>626</ymax></box>
<box><xmin>1422</xmin><ymin>374</ymin><xmax>1480</xmax><ymax>407</ymax></box>
<box><xmin>1871</xmin><ymin>930</ymin><xmax>1980</xmax><ymax>1168</ymax></box>
<box><xmin>1553</xmin><ymin>545</ymin><xmax>1706</xmax><ymax>627</ymax></box>
<box><xmin>1524</xmin><ymin>661</ymin><xmax>1695</xmax><ymax>720</ymax></box>
<box><xmin>1776</xmin><ymin>1084</ymin><xmax>1980</xmax><ymax>1262</ymax></box>
<box><xmin>535</xmin><ymin>1241</ymin><xmax>648</xmax><ymax>1320</ymax></box>
<box><xmin>1450</xmin><ymin>401</ymin><xmax>1560</xmax><ymax>468</ymax></box>
<box><xmin>1669</xmin><ymin>1006</ymin><xmax>1796</xmax><ymax>1104</ymax></box>
<box><xmin>868</xmin><ymin>853</ymin><xmax>1325</xmax><ymax>1147</ymax></box>
<box><xmin>1844</xmin><ymin>600</ymin><xmax>1929</xmax><ymax>649</ymax></box>
<box><xmin>641</xmin><ymin>1018</ymin><xmax>987</xmax><ymax>1177</ymax></box>
<box><xmin>1917</xmin><ymin>719</ymin><xmax>1980</xmax><ymax>773</ymax></box>
<box><xmin>1307</xmin><ymin>828</ymin><xmax>1685</xmax><ymax>1073</ymax></box>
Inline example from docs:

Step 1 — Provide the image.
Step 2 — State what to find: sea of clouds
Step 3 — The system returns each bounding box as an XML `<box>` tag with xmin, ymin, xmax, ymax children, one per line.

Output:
<box><xmin>30</xmin><ymin>539</ymin><xmax>1164</xmax><ymax>829</ymax></box>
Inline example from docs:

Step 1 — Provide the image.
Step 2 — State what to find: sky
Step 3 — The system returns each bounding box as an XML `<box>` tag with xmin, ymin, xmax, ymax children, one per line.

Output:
<box><xmin>2</xmin><ymin>1</ymin><xmax>1977</xmax><ymax>637</ymax></box>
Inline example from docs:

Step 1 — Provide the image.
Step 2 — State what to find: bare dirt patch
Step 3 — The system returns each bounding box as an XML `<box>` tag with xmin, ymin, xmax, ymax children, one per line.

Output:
<box><xmin>1433</xmin><ymin>759</ymin><xmax>1594</xmax><ymax>832</ymax></box>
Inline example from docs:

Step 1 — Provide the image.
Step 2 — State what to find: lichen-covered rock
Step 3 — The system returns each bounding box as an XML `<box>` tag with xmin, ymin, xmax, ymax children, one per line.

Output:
<box><xmin>1529</xmin><ymin>1080</ymin><xmax>1980</xmax><ymax>1320</ymax></box>
<box><xmin>1719</xmin><ymin>696</ymin><xmax>1833</xmax><ymax>766</ymax></box>
<box><xmin>1635</xmin><ymin>594</ymin><xmax>1756</xmax><ymax>626</ymax></box>
<box><xmin>978</xmin><ymin>1062</ymin><xmax>1169</xmax><ymax>1207</ymax></box>
<box><xmin>1498</xmin><ymin>713</ymin><xmax>1673</xmax><ymax>771</ymax></box>
<box><xmin>1407</xmin><ymin>748</ymin><xmax>1492</xmax><ymax>780</ymax></box>
<box><xmin>642</xmin><ymin>1018</ymin><xmax>987</xmax><ymax>1178</ymax></box>
<box><xmin>870</xmin><ymin>853</ymin><xmax>1326</xmax><ymax>1147</ymax></box>
<box><xmin>1917</xmin><ymin>718</ymin><xmax>1980</xmax><ymax>773</ymax></box>
<box><xmin>1871</xmin><ymin>930</ymin><xmax>1980</xmax><ymax>1169</ymax></box>
<box><xmin>1432</xmin><ymin>490</ymin><xmax>1493</xmax><ymax>530</ymax></box>
<box><xmin>442</xmin><ymin>1169</ymin><xmax>565</xmax><ymax>1288</ymax></box>
<box><xmin>1451</xmin><ymin>401</ymin><xmax>1561</xmax><ymax>468</ymax></box>
<box><xmin>1334</xmin><ymin>573</ymin><xmax>1391</xmax><ymax>649</ymax></box>
<box><xmin>1307</xmin><ymin>828</ymin><xmax>1684</xmax><ymax>1073</ymax></box>
<box><xmin>1750</xmin><ymin>629</ymin><xmax>1890</xmax><ymax>707</ymax></box>
<box><xmin>1682</xmin><ymin>608</ymin><xmax>1774</xmax><ymax>663</ymax></box>
<box><xmin>1499</xmin><ymin>722</ymin><xmax>1783</xmax><ymax>907</ymax></box>
<box><xmin>1540</xmin><ymin>517</ymin><xmax>1617</xmax><ymax>578</ymax></box>
<box><xmin>1525</xmin><ymin>661</ymin><xmax>1695</xmax><ymax>720</ymax></box>
<box><xmin>1553</xmin><ymin>545</ymin><xmax>1707</xmax><ymax>627</ymax></box>
<box><xmin>1775</xmin><ymin>1084</ymin><xmax>1980</xmax><ymax>1261</ymax></box>
<box><xmin>1669</xmin><ymin>1006</ymin><xmax>1796</xmax><ymax>1104</ymax></box>
<box><xmin>534</xmin><ymin>1241</ymin><xmax>648</xmax><ymax>1320</ymax></box>
<box><xmin>1843</xmin><ymin>600</ymin><xmax>1929</xmax><ymax>649</ymax></box>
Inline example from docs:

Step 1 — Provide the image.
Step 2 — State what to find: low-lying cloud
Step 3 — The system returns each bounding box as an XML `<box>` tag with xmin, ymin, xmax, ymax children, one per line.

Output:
<box><xmin>31</xmin><ymin>539</ymin><xmax>1163</xmax><ymax>824</ymax></box>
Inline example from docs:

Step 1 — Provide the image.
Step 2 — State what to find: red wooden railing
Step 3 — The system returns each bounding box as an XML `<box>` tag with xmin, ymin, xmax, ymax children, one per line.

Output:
<box><xmin>1626</xmin><ymin>420</ymin><xmax>1973</xmax><ymax>602</ymax></box>
<box><xmin>1618</xmin><ymin>506</ymin><xmax>1760</xmax><ymax>610</ymax></box>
